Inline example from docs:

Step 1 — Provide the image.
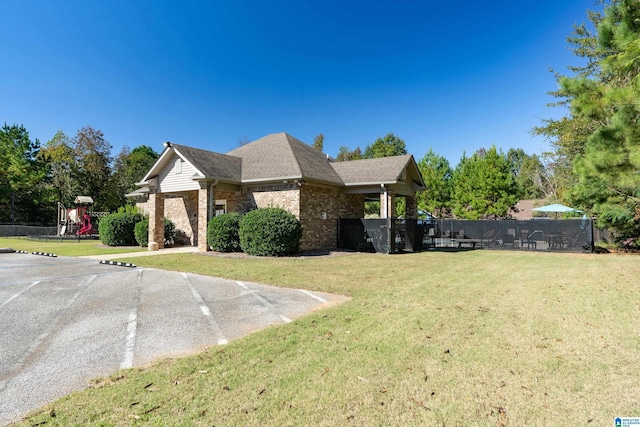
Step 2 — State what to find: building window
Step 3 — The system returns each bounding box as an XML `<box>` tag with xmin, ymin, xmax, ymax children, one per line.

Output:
<box><xmin>175</xmin><ymin>158</ymin><xmax>182</xmax><ymax>174</ymax></box>
<box><xmin>214</xmin><ymin>200</ymin><xmax>227</xmax><ymax>216</ymax></box>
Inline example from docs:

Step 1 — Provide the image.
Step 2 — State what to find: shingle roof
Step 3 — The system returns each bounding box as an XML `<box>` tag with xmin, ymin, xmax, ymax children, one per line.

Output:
<box><xmin>170</xmin><ymin>143</ymin><xmax>242</xmax><ymax>182</ymax></box>
<box><xmin>147</xmin><ymin>134</ymin><xmax>422</xmax><ymax>190</ymax></box>
<box><xmin>226</xmin><ymin>132</ymin><xmax>343</xmax><ymax>185</ymax></box>
<box><xmin>331</xmin><ymin>155</ymin><xmax>413</xmax><ymax>185</ymax></box>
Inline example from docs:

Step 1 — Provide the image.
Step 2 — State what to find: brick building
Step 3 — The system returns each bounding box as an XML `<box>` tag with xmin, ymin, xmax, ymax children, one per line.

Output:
<box><xmin>128</xmin><ymin>132</ymin><xmax>425</xmax><ymax>252</ymax></box>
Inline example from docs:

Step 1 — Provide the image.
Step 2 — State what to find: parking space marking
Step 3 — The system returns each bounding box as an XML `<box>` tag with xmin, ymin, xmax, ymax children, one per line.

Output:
<box><xmin>298</xmin><ymin>289</ymin><xmax>327</xmax><ymax>303</ymax></box>
<box><xmin>0</xmin><ymin>281</ymin><xmax>41</xmax><ymax>309</ymax></box>
<box><xmin>0</xmin><ymin>275</ymin><xmax>97</xmax><ymax>392</ymax></box>
<box><xmin>236</xmin><ymin>281</ymin><xmax>292</xmax><ymax>323</ymax></box>
<box><xmin>120</xmin><ymin>312</ymin><xmax>138</xmax><ymax>369</ymax></box>
<box><xmin>121</xmin><ymin>270</ymin><xmax>143</xmax><ymax>369</ymax></box>
<box><xmin>182</xmin><ymin>273</ymin><xmax>228</xmax><ymax>345</ymax></box>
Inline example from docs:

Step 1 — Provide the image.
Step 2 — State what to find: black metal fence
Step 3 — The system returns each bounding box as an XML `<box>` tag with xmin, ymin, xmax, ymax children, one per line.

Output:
<box><xmin>338</xmin><ymin>218</ymin><xmax>595</xmax><ymax>254</ymax></box>
<box><xmin>0</xmin><ymin>225</ymin><xmax>57</xmax><ymax>238</ymax></box>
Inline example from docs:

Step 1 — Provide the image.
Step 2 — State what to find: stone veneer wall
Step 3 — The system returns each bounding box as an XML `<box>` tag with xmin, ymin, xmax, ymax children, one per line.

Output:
<box><xmin>299</xmin><ymin>185</ymin><xmax>364</xmax><ymax>250</ymax></box>
<box><xmin>163</xmin><ymin>191</ymin><xmax>199</xmax><ymax>245</ymax></box>
<box><xmin>215</xmin><ymin>189</ymin><xmax>243</xmax><ymax>213</ymax></box>
<box><xmin>141</xmin><ymin>183</ymin><xmax>365</xmax><ymax>251</ymax></box>
<box><xmin>238</xmin><ymin>183</ymin><xmax>300</xmax><ymax>217</ymax></box>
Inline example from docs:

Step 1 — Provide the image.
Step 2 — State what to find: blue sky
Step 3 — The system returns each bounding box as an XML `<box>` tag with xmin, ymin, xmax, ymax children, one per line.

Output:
<box><xmin>1</xmin><ymin>0</ymin><xmax>600</xmax><ymax>164</ymax></box>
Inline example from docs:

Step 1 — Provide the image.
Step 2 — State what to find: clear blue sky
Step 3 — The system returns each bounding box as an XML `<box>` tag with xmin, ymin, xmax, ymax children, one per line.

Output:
<box><xmin>1</xmin><ymin>0</ymin><xmax>600</xmax><ymax>164</ymax></box>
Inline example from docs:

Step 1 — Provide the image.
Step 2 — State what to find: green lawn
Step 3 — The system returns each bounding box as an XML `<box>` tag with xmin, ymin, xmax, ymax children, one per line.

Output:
<box><xmin>13</xmin><ymin>249</ymin><xmax>640</xmax><ymax>426</ymax></box>
<box><xmin>0</xmin><ymin>237</ymin><xmax>145</xmax><ymax>257</ymax></box>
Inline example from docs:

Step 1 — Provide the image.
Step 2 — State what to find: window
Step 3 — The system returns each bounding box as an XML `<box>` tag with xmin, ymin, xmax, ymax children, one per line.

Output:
<box><xmin>214</xmin><ymin>200</ymin><xmax>227</xmax><ymax>216</ymax></box>
<box><xmin>175</xmin><ymin>158</ymin><xmax>182</xmax><ymax>174</ymax></box>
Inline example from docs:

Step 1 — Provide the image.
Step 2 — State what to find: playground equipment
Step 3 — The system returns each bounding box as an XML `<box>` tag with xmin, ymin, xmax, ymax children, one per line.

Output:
<box><xmin>57</xmin><ymin>196</ymin><xmax>107</xmax><ymax>237</ymax></box>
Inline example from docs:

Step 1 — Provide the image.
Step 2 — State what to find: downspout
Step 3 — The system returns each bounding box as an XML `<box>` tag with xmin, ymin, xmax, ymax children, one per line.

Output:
<box><xmin>208</xmin><ymin>180</ymin><xmax>218</xmax><ymax>221</ymax></box>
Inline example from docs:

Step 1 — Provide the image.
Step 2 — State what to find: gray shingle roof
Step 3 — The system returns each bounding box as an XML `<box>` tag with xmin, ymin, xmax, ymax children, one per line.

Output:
<box><xmin>152</xmin><ymin>134</ymin><xmax>423</xmax><ymax>190</ymax></box>
<box><xmin>226</xmin><ymin>132</ymin><xmax>343</xmax><ymax>185</ymax></box>
<box><xmin>170</xmin><ymin>143</ymin><xmax>242</xmax><ymax>182</ymax></box>
<box><xmin>330</xmin><ymin>155</ymin><xmax>413</xmax><ymax>185</ymax></box>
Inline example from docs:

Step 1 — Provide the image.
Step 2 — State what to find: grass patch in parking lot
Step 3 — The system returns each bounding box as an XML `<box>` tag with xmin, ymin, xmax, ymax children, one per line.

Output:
<box><xmin>0</xmin><ymin>237</ymin><xmax>145</xmax><ymax>257</ymax></box>
<box><xmin>14</xmin><ymin>249</ymin><xmax>640</xmax><ymax>426</ymax></box>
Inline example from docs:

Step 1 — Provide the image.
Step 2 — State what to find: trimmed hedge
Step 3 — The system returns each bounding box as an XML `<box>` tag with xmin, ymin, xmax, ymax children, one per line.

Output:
<box><xmin>134</xmin><ymin>219</ymin><xmax>149</xmax><ymax>247</ymax></box>
<box><xmin>207</xmin><ymin>213</ymin><xmax>242</xmax><ymax>252</ymax></box>
<box><xmin>134</xmin><ymin>217</ymin><xmax>177</xmax><ymax>247</ymax></box>
<box><xmin>99</xmin><ymin>212</ymin><xmax>143</xmax><ymax>246</ymax></box>
<box><xmin>239</xmin><ymin>208</ymin><xmax>303</xmax><ymax>256</ymax></box>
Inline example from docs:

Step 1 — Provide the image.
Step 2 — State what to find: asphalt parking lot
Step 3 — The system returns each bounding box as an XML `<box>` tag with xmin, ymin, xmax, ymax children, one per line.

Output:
<box><xmin>0</xmin><ymin>252</ymin><xmax>346</xmax><ymax>425</ymax></box>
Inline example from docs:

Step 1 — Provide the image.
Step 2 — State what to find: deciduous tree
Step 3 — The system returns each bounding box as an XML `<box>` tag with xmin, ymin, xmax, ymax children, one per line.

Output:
<box><xmin>363</xmin><ymin>132</ymin><xmax>407</xmax><ymax>159</ymax></box>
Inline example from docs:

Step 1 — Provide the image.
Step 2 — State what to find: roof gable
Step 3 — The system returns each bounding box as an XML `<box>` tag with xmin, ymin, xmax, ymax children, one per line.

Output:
<box><xmin>140</xmin><ymin>143</ymin><xmax>242</xmax><ymax>184</ymax></box>
<box><xmin>226</xmin><ymin>132</ymin><xmax>343</xmax><ymax>185</ymax></box>
<box><xmin>171</xmin><ymin>144</ymin><xmax>242</xmax><ymax>182</ymax></box>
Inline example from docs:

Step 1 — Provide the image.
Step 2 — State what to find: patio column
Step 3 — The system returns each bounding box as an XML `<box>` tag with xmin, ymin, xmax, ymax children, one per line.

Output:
<box><xmin>380</xmin><ymin>188</ymin><xmax>396</xmax><ymax>218</ymax></box>
<box><xmin>148</xmin><ymin>190</ymin><xmax>164</xmax><ymax>251</ymax></box>
<box><xmin>405</xmin><ymin>195</ymin><xmax>417</xmax><ymax>219</ymax></box>
<box><xmin>197</xmin><ymin>182</ymin><xmax>212</xmax><ymax>252</ymax></box>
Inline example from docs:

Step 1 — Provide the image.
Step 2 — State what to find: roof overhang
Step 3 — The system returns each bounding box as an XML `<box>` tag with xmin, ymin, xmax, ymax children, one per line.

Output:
<box><xmin>74</xmin><ymin>196</ymin><xmax>94</xmax><ymax>204</ymax></box>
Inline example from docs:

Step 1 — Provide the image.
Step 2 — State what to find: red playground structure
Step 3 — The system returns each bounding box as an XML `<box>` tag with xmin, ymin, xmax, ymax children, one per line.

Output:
<box><xmin>76</xmin><ymin>212</ymin><xmax>92</xmax><ymax>235</ymax></box>
<box><xmin>57</xmin><ymin>196</ymin><xmax>100</xmax><ymax>237</ymax></box>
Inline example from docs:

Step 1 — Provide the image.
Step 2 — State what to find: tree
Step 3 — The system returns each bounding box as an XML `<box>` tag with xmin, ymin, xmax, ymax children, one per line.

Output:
<box><xmin>416</xmin><ymin>148</ymin><xmax>452</xmax><ymax>218</ymax></box>
<box><xmin>335</xmin><ymin>146</ymin><xmax>363</xmax><ymax>161</ymax></box>
<box><xmin>536</xmin><ymin>0</ymin><xmax>640</xmax><ymax>238</ymax></box>
<box><xmin>313</xmin><ymin>133</ymin><xmax>324</xmax><ymax>152</ymax></box>
<box><xmin>451</xmin><ymin>146</ymin><xmax>519</xmax><ymax>219</ymax></box>
<box><xmin>112</xmin><ymin>144</ymin><xmax>159</xmax><ymax>204</ymax></box>
<box><xmin>363</xmin><ymin>132</ymin><xmax>407</xmax><ymax>159</ymax></box>
<box><xmin>40</xmin><ymin>130</ymin><xmax>75</xmax><ymax>207</ymax></box>
<box><xmin>507</xmin><ymin>148</ymin><xmax>546</xmax><ymax>200</ymax></box>
<box><xmin>0</xmin><ymin>124</ymin><xmax>44</xmax><ymax>223</ymax></box>
<box><xmin>532</xmin><ymin>9</ymin><xmax>605</xmax><ymax>204</ymax></box>
<box><xmin>70</xmin><ymin>126</ymin><xmax>113</xmax><ymax>211</ymax></box>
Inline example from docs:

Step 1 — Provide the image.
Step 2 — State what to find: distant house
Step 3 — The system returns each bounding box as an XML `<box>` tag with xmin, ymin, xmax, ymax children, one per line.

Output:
<box><xmin>512</xmin><ymin>199</ymin><xmax>545</xmax><ymax>220</ymax></box>
<box><xmin>128</xmin><ymin>132</ymin><xmax>425</xmax><ymax>252</ymax></box>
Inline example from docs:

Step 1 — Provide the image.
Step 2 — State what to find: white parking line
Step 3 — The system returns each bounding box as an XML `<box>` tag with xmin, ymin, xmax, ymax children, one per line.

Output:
<box><xmin>0</xmin><ymin>281</ymin><xmax>41</xmax><ymax>309</ymax></box>
<box><xmin>120</xmin><ymin>312</ymin><xmax>138</xmax><ymax>369</ymax></box>
<box><xmin>236</xmin><ymin>281</ymin><xmax>291</xmax><ymax>323</ymax></box>
<box><xmin>182</xmin><ymin>273</ymin><xmax>228</xmax><ymax>345</ymax></box>
<box><xmin>298</xmin><ymin>289</ymin><xmax>327</xmax><ymax>303</ymax></box>
<box><xmin>0</xmin><ymin>275</ymin><xmax>96</xmax><ymax>392</ymax></box>
<box><xmin>120</xmin><ymin>270</ymin><xmax>143</xmax><ymax>369</ymax></box>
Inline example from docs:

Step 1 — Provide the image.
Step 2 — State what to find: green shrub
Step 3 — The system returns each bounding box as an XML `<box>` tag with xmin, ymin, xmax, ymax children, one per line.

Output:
<box><xmin>133</xmin><ymin>217</ymin><xmax>177</xmax><ymax>247</ymax></box>
<box><xmin>99</xmin><ymin>212</ymin><xmax>142</xmax><ymax>246</ymax></box>
<box><xmin>239</xmin><ymin>208</ymin><xmax>303</xmax><ymax>256</ymax></box>
<box><xmin>134</xmin><ymin>219</ymin><xmax>149</xmax><ymax>247</ymax></box>
<box><xmin>164</xmin><ymin>218</ymin><xmax>176</xmax><ymax>246</ymax></box>
<box><xmin>207</xmin><ymin>213</ymin><xmax>242</xmax><ymax>252</ymax></box>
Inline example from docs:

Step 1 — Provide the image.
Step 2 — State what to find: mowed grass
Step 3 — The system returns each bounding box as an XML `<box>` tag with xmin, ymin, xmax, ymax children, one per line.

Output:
<box><xmin>0</xmin><ymin>237</ymin><xmax>145</xmax><ymax>257</ymax></box>
<box><xmin>15</xmin><ymin>249</ymin><xmax>640</xmax><ymax>426</ymax></box>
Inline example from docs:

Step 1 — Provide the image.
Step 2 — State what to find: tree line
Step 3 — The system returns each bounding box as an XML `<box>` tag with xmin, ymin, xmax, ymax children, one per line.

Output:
<box><xmin>0</xmin><ymin>124</ymin><xmax>158</xmax><ymax>224</ymax></box>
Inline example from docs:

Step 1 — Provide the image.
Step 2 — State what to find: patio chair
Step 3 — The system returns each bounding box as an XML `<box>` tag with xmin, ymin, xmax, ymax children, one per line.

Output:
<box><xmin>501</xmin><ymin>233</ymin><xmax>516</xmax><ymax>248</ymax></box>
<box><xmin>425</xmin><ymin>227</ymin><xmax>437</xmax><ymax>248</ymax></box>
<box><xmin>522</xmin><ymin>230</ymin><xmax>543</xmax><ymax>250</ymax></box>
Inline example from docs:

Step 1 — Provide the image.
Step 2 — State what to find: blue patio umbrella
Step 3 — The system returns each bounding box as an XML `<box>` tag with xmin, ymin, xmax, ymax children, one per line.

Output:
<box><xmin>532</xmin><ymin>203</ymin><xmax>582</xmax><ymax>218</ymax></box>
